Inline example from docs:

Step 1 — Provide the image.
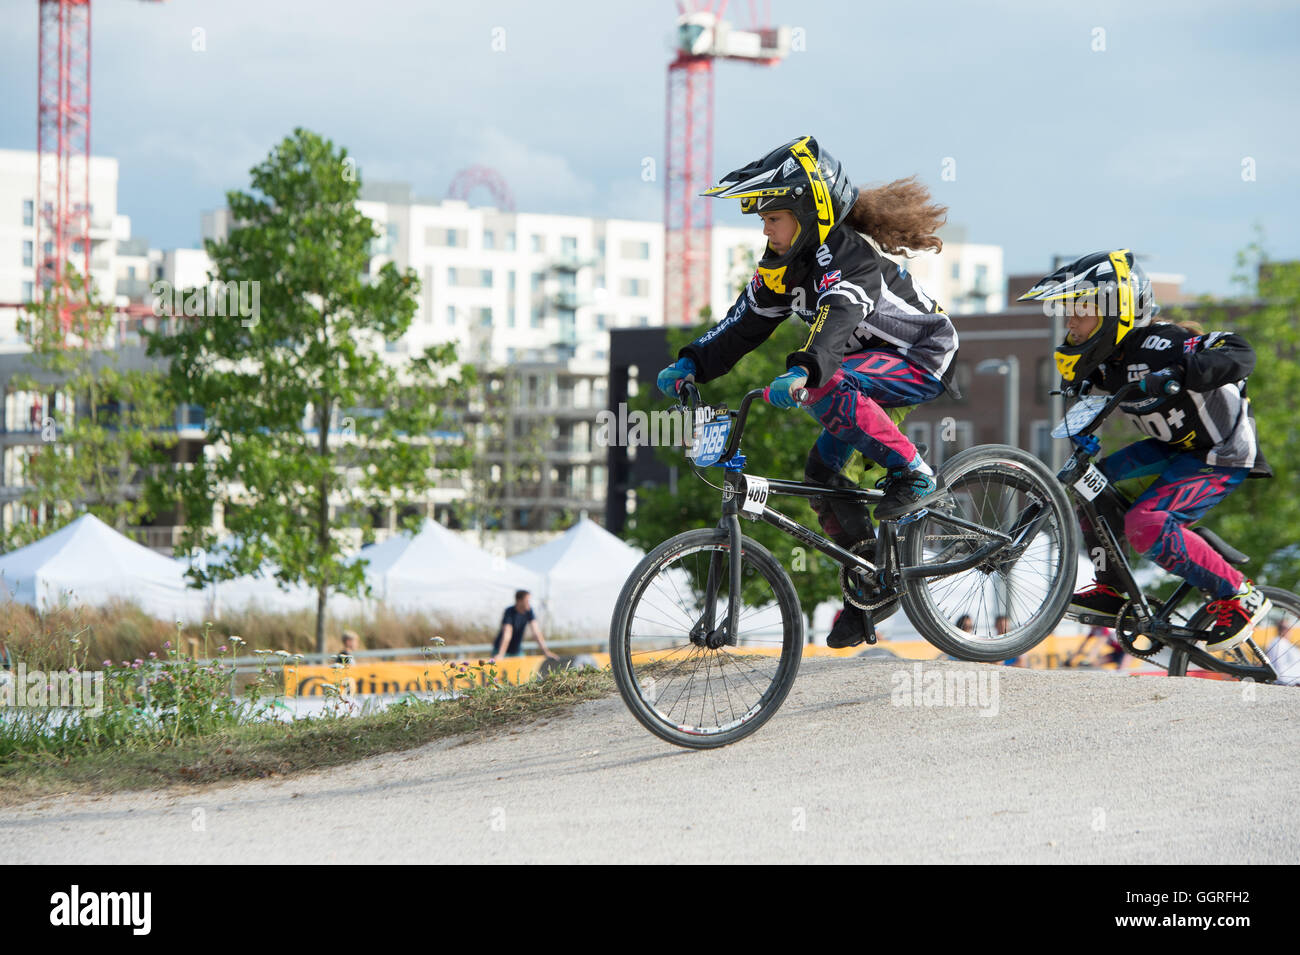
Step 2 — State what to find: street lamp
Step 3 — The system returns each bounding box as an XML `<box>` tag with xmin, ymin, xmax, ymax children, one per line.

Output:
<box><xmin>976</xmin><ymin>356</ymin><xmax>1020</xmax><ymax>448</ymax></box>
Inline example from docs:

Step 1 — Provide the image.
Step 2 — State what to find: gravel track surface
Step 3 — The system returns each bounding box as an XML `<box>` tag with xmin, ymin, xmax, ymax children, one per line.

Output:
<box><xmin>2</xmin><ymin>657</ymin><xmax>1297</xmax><ymax>863</ymax></box>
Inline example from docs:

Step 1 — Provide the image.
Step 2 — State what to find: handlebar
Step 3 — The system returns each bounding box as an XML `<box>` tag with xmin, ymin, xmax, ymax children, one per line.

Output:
<box><xmin>1057</xmin><ymin>378</ymin><xmax>1182</xmax><ymax>442</ymax></box>
<box><xmin>676</xmin><ymin>383</ymin><xmax>773</xmax><ymax>466</ymax></box>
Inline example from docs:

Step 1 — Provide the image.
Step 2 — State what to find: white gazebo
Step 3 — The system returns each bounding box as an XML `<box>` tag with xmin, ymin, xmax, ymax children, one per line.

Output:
<box><xmin>0</xmin><ymin>513</ymin><xmax>208</xmax><ymax>620</ymax></box>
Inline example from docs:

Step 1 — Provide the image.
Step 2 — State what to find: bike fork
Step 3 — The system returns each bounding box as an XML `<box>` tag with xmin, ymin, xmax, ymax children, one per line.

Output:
<box><xmin>694</xmin><ymin>483</ymin><xmax>744</xmax><ymax>649</ymax></box>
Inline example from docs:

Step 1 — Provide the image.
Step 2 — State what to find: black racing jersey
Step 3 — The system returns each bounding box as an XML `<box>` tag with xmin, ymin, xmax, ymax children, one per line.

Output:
<box><xmin>678</xmin><ymin>225</ymin><xmax>960</xmax><ymax>394</ymax></box>
<box><xmin>1086</xmin><ymin>323</ymin><xmax>1270</xmax><ymax>476</ymax></box>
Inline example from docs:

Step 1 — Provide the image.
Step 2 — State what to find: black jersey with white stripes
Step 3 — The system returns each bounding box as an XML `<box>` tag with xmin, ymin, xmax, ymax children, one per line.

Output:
<box><xmin>678</xmin><ymin>225</ymin><xmax>960</xmax><ymax>395</ymax></box>
<box><xmin>1086</xmin><ymin>323</ymin><xmax>1271</xmax><ymax>476</ymax></box>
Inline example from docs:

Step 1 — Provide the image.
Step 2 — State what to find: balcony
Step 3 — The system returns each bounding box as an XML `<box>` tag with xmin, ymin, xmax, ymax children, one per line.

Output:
<box><xmin>551</xmin><ymin>290</ymin><xmax>587</xmax><ymax>310</ymax></box>
<box><xmin>550</xmin><ymin>255</ymin><xmax>598</xmax><ymax>273</ymax></box>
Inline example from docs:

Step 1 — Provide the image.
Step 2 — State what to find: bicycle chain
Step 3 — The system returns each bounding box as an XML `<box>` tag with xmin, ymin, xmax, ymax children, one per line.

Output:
<box><xmin>840</xmin><ymin>542</ymin><xmax>900</xmax><ymax>612</ymax></box>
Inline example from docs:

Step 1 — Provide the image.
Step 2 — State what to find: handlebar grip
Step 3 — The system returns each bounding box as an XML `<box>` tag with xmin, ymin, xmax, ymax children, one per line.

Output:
<box><xmin>792</xmin><ymin>387</ymin><xmax>809</xmax><ymax>405</ymax></box>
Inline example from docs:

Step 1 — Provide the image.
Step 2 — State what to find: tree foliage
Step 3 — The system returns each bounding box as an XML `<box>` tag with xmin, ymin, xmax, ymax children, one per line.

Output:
<box><xmin>4</xmin><ymin>267</ymin><xmax>173</xmax><ymax>549</ymax></box>
<box><xmin>146</xmin><ymin>128</ymin><xmax>473</xmax><ymax>652</ymax></box>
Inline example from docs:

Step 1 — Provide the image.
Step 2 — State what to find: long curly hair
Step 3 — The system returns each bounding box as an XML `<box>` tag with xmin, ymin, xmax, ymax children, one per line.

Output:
<box><xmin>845</xmin><ymin>176</ymin><xmax>947</xmax><ymax>255</ymax></box>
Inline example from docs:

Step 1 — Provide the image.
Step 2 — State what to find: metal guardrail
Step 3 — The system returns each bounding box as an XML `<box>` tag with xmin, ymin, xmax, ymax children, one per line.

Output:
<box><xmin>163</xmin><ymin>638</ymin><xmax>609</xmax><ymax>675</ymax></box>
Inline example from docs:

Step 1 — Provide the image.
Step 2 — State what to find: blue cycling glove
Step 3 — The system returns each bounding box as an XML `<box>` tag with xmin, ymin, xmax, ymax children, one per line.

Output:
<box><xmin>766</xmin><ymin>367</ymin><xmax>809</xmax><ymax>408</ymax></box>
<box><xmin>1139</xmin><ymin>366</ymin><xmax>1183</xmax><ymax>397</ymax></box>
<box><xmin>656</xmin><ymin>357</ymin><xmax>697</xmax><ymax>398</ymax></box>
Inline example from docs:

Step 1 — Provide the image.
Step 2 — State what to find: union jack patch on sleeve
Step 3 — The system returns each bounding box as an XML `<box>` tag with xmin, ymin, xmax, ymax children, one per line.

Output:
<box><xmin>817</xmin><ymin>270</ymin><xmax>842</xmax><ymax>292</ymax></box>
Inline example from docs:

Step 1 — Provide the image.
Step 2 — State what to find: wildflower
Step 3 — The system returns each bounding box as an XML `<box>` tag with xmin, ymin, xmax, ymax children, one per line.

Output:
<box><xmin>134</xmin><ymin>658</ymin><xmax>143</xmax><ymax>665</ymax></box>
<box><xmin>163</xmin><ymin>641</ymin><xmax>172</xmax><ymax>650</ymax></box>
<box><xmin>230</xmin><ymin>635</ymin><xmax>245</xmax><ymax>646</ymax></box>
<box><xmin>218</xmin><ymin>645</ymin><xmax>227</xmax><ymax>653</ymax></box>
<box><xmin>430</xmin><ymin>636</ymin><xmax>446</xmax><ymax>646</ymax></box>
<box><xmin>102</xmin><ymin>660</ymin><xmax>111</xmax><ymax>667</ymax></box>
<box><xmin>149</xmin><ymin>651</ymin><xmax>158</xmax><ymax>659</ymax></box>
<box><xmin>69</xmin><ymin>666</ymin><xmax>78</xmax><ymax>674</ymax></box>
<box><xmin>273</xmin><ymin>650</ymin><xmax>291</xmax><ymax>659</ymax></box>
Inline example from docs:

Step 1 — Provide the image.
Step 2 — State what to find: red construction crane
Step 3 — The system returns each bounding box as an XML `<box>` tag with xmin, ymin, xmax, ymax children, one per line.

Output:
<box><xmin>664</xmin><ymin>1</ymin><xmax>791</xmax><ymax>326</ymax></box>
<box><xmin>35</xmin><ymin>0</ymin><xmax>164</xmax><ymax>334</ymax></box>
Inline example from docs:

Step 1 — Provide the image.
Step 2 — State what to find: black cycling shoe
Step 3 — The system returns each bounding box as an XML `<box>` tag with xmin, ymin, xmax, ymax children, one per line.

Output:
<box><xmin>1067</xmin><ymin>583</ymin><xmax>1127</xmax><ymax>621</ymax></box>
<box><xmin>827</xmin><ymin>603</ymin><xmax>876</xmax><ymax>649</ymax></box>
<box><xmin>874</xmin><ymin>467</ymin><xmax>940</xmax><ymax>521</ymax></box>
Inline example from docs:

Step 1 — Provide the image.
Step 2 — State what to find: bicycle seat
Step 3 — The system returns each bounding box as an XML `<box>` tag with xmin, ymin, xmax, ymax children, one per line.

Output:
<box><xmin>1191</xmin><ymin>527</ymin><xmax>1249</xmax><ymax>566</ymax></box>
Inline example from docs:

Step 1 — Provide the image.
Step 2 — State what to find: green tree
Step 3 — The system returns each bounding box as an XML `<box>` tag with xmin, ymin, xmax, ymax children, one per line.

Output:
<box><xmin>623</xmin><ymin>306</ymin><xmax>912</xmax><ymax>634</ymax></box>
<box><xmin>147</xmin><ymin>128</ymin><xmax>473</xmax><ymax>653</ymax></box>
<box><xmin>4</xmin><ymin>267</ymin><xmax>173</xmax><ymax>549</ymax></box>
<box><xmin>1164</xmin><ymin>236</ymin><xmax>1300</xmax><ymax>589</ymax></box>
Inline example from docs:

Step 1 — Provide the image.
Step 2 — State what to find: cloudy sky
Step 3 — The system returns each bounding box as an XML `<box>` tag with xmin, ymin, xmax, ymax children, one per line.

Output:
<box><xmin>2</xmin><ymin>0</ymin><xmax>1297</xmax><ymax>295</ymax></box>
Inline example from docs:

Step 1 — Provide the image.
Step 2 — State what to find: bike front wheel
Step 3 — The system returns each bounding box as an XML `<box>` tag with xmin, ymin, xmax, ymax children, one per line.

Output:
<box><xmin>900</xmin><ymin>444</ymin><xmax>1079</xmax><ymax>662</ymax></box>
<box><xmin>609</xmin><ymin>527</ymin><xmax>803</xmax><ymax>748</ymax></box>
<box><xmin>1167</xmin><ymin>586</ymin><xmax>1300</xmax><ymax>685</ymax></box>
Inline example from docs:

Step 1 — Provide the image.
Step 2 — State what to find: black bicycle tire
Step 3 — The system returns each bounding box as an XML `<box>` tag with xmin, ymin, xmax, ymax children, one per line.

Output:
<box><xmin>609</xmin><ymin>527</ymin><xmax>804</xmax><ymax>749</ymax></box>
<box><xmin>1167</xmin><ymin>585</ymin><xmax>1300</xmax><ymax>683</ymax></box>
<box><xmin>900</xmin><ymin>444</ymin><xmax>1079</xmax><ymax>662</ymax></box>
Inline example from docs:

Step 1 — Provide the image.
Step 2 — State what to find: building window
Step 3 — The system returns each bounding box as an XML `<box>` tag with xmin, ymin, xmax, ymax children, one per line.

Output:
<box><xmin>22</xmin><ymin>241</ymin><xmax>33</xmax><ymax>268</ymax></box>
<box><xmin>597</xmin><ymin>238</ymin><xmax>606</xmax><ymax>256</ymax></box>
<box><xmin>561</xmin><ymin>236</ymin><xmax>578</xmax><ymax>255</ymax></box>
<box><xmin>21</xmin><ymin>281</ymin><xmax>33</xmax><ymax>303</ymax></box>
<box><xmin>505</xmin><ymin>232</ymin><xmax>516</xmax><ymax>251</ymax></box>
<box><xmin>447</xmin><ymin>267</ymin><xmax>458</xmax><ymax>286</ymax></box>
<box><xmin>637</xmin><ymin>315</ymin><xmax>650</xmax><ymax>327</ymax></box>
<box><xmin>621</xmin><ymin>277</ymin><xmax>649</xmax><ymax>297</ymax></box>
<box><xmin>480</xmin><ymin>269</ymin><xmax>493</xmax><ymax>288</ymax></box>
<box><xmin>531</xmin><ymin>272</ymin><xmax>544</xmax><ymax>291</ymax></box>
<box><xmin>447</xmin><ymin>228</ymin><xmax>461</xmax><ymax>247</ymax></box>
<box><xmin>595</xmin><ymin>313</ymin><xmax>607</xmax><ymax>330</ymax></box>
<box><xmin>531</xmin><ymin>234</ymin><xmax>544</xmax><ymax>253</ymax></box>
<box><xmin>483</xmin><ymin>230</ymin><xmax>495</xmax><ymax>250</ymax></box>
<box><xmin>507</xmin><ymin>308</ymin><xmax>516</xmax><ymax>328</ymax></box>
<box><xmin>447</xmin><ymin>306</ymin><xmax>456</xmax><ymax>326</ymax></box>
<box><xmin>951</xmin><ymin>263</ymin><xmax>960</xmax><ymax>280</ymax></box>
<box><xmin>475</xmin><ymin>307</ymin><xmax>492</xmax><ymax>327</ymax></box>
<box><xmin>621</xmin><ymin>240</ymin><xmax>651</xmax><ymax>260</ymax></box>
<box><xmin>22</xmin><ymin>199</ymin><xmax>34</xmax><ymax>227</ymax></box>
<box><xmin>531</xmin><ymin>307</ymin><xmax>544</xmax><ymax>328</ymax></box>
<box><xmin>507</xmin><ymin>272</ymin><xmax>516</xmax><ymax>291</ymax></box>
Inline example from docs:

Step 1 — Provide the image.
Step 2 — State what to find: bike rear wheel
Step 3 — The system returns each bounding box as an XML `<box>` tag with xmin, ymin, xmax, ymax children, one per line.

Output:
<box><xmin>900</xmin><ymin>444</ymin><xmax>1078</xmax><ymax>662</ymax></box>
<box><xmin>1167</xmin><ymin>586</ymin><xmax>1300</xmax><ymax>685</ymax></box>
<box><xmin>609</xmin><ymin>527</ymin><xmax>803</xmax><ymax>748</ymax></box>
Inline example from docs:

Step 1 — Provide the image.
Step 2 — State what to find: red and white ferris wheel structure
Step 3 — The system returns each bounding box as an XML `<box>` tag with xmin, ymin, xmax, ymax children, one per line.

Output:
<box><xmin>664</xmin><ymin>1</ymin><xmax>791</xmax><ymax>326</ymax></box>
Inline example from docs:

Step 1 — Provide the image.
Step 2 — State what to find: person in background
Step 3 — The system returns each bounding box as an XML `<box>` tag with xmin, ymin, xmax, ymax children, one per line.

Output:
<box><xmin>491</xmin><ymin>590</ymin><xmax>559</xmax><ymax>662</ymax></box>
<box><xmin>955</xmin><ymin>614</ymin><xmax>975</xmax><ymax>633</ymax></box>
<box><xmin>333</xmin><ymin>629</ymin><xmax>360</xmax><ymax>666</ymax></box>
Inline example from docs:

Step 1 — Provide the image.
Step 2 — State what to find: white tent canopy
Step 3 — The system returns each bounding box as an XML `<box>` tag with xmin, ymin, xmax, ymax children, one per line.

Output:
<box><xmin>512</xmin><ymin>516</ymin><xmax>644</xmax><ymax>638</ymax></box>
<box><xmin>354</xmin><ymin>519</ymin><xmax>541</xmax><ymax>627</ymax></box>
<box><xmin>0</xmin><ymin>513</ymin><xmax>208</xmax><ymax>620</ymax></box>
<box><xmin>180</xmin><ymin>538</ymin><xmax>365</xmax><ymax>619</ymax></box>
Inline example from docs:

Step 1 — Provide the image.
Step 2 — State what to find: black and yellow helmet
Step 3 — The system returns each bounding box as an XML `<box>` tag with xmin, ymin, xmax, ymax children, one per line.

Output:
<box><xmin>1017</xmin><ymin>249</ymin><xmax>1159</xmax><ymax>382</ymax></box>
<box><xmin>700</xmin><ymin>136</ymin><xmax>857</xmax><ymax>271</ymax></box>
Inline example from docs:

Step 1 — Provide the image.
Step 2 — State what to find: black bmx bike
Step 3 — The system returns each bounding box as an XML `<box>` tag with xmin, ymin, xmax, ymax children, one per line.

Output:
<box><xmin>609</xmin><ymin>383</ymin><xmax>1079</xmax><ymax>748</ymax></box>
<box><xmin>1054</xmin><ymin>379</ymin><xmax>1300</xmax><ymax>684</ymax></box>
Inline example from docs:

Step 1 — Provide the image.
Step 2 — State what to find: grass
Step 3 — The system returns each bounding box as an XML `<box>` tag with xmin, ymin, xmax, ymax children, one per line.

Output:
<box><xmin>0</xmin><ymin>664</ymin><xmax>615</xmax><ymax>806</ymax></box>
<box><xmin>0</xmin><ymin>597</ymin><xmax>507</xmax><ymax>666</ymax></box>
